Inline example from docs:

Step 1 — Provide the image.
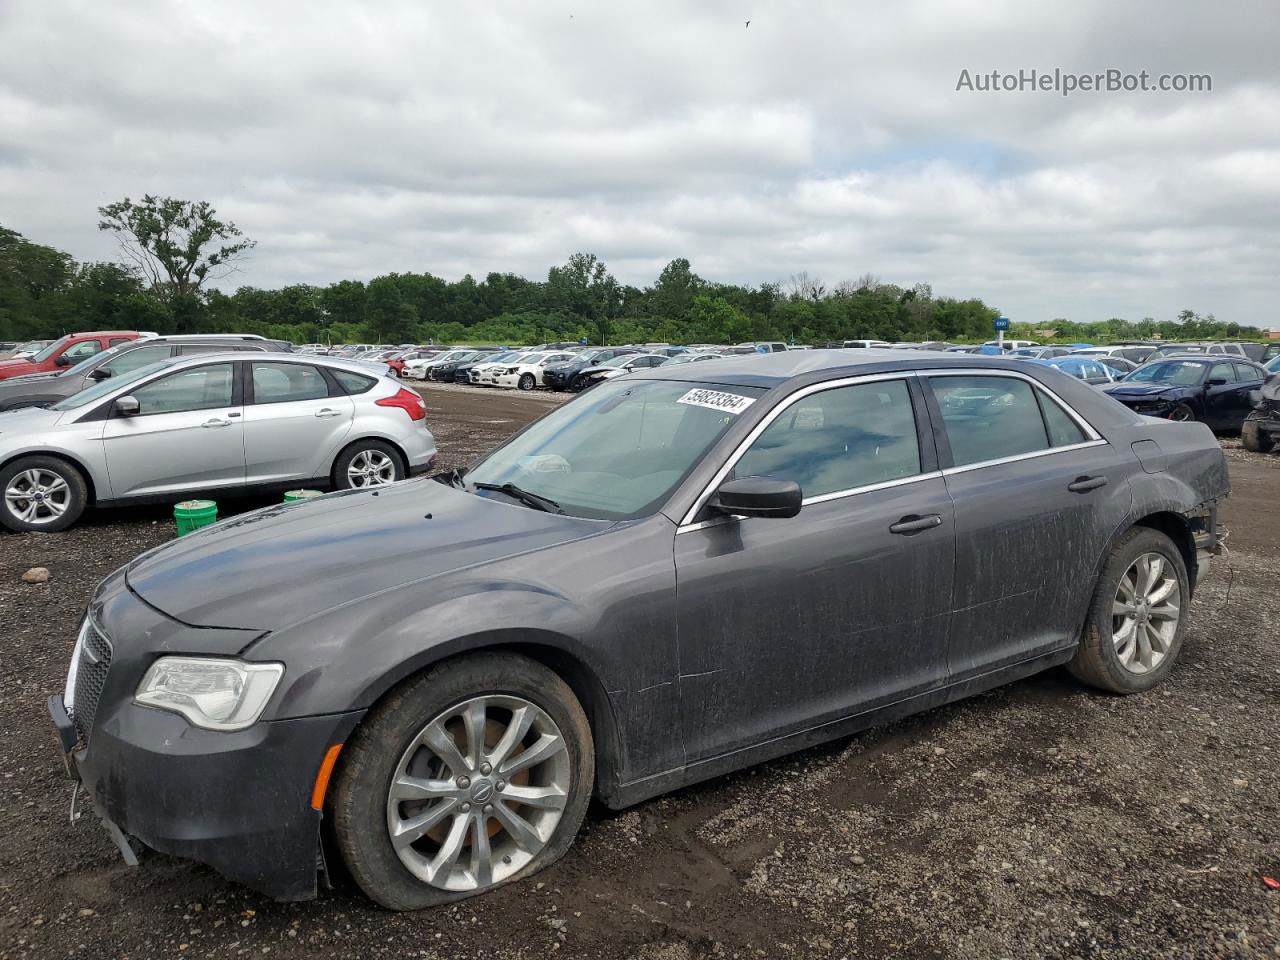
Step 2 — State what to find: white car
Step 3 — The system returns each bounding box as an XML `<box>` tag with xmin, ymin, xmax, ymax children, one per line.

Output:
<box><xmin>403</xmin><ymin>350</ymin><xmax>467</xmax><ymax>380</ymax></box>
<box><xmin>491</xmin><ymin>351</ymin><xmax>581</xmax><ymax>390</ymax></box>
<box><xmin>982</xmin><ymin>339</ymin><xmax>1039</xmax><ymax>351</ymax></box>
<box><xmin>471</xmin><ymin>352</ymin><xmax>548</xmax><ymax>387</ymax></box>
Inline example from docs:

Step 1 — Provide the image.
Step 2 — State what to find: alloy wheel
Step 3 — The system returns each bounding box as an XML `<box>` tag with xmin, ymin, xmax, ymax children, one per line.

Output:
<box><xmin>386</xmin><ymin>695</ymin><xmax>570</xmax><ymax>892</ymax></box>
<box><xmin>4</xmin><ymin>468</ymin><xmax>70</xmax><ymax>525</ymax></box>
<box><xmin>347</xmin><ymin>449</ymin><xmax>397</xmax><ymax>487</ymax></box>
<box><xmin>1111</xmin><ymin>552</ymin><xmax>1181</xmax><ymax>674</ymax></box>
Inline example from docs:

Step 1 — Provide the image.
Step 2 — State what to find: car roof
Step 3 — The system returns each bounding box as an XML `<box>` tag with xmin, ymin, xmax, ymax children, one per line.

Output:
<box><xmin>624</xmin><ymin>348</ymin><xmax>1077</xmax><ymax>388</ymax></box>
<box><xmin>129</xmin><ymin>350</ymin><xmax>390</xmax><ymax>376</ymax></box>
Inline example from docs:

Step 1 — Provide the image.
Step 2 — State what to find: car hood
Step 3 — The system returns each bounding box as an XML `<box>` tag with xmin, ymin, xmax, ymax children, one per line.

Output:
<box><xmin>1103</xmin><ymin>383</ymin><xmax>1183</xmax><ymax>399</ymax></box>
<box><xmin>123</xmin><ymin>477</ymin><xmax>608</xmax><ymax>630</ymax></box>
<box><xmin>0</xmin><ymin>358</ymin><xmax>39</xmax><ymax>378</ymax></box>
<box><xmin>0</xmin><ymin>404</ymin><xmax>65</xmax><ymax>433</ymax></box>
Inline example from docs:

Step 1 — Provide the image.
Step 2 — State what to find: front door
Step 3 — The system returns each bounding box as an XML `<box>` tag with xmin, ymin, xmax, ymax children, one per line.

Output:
<box><xmin>674</xmin><ymin>375</ymin><xmax>955</xmax><ymax>764</ymax></box>
<box><xmin>241</xmin><ymin>361</ymin><xmax>355</xmax><ymax>484</ymax></box>
<box><xmin>101</xmin><ymin>361</ymin><xmax>245</xmax><ymax>498</ymax></box>
<box><xmin>922</xmin><ymin>372</ymin><xmax>1133</xmax><ymax>679</ymax></box>
<box><xmin>1203</xmin><ymin>362</ymin><xmax>1242</xmax><ymax>430</ymax></box>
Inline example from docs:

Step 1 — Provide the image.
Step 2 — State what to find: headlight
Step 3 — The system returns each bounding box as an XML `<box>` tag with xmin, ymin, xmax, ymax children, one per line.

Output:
<box><xmin>135</xmin><ymin>657</ymin><xmax>284</xmax><ymax>731</ymax></box>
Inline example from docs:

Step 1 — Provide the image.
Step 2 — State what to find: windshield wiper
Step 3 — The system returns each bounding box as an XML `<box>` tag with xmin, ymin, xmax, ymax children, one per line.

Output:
<box><xmin>473</xmin><ymin>481</ymin><xmax>564</xmax><ymax>514</ymax></box>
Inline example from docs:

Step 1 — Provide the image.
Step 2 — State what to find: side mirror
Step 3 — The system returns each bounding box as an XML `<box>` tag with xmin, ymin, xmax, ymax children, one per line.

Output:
<box><xmin>709</xmin><ymin>476</ymin><xmax>803</xmax><ymax>519</ymax></box>
<box><xmin>114</xmin><ymin>395</ymin><xmax>140</xmax><ymax>417</ymax></box>
<box><xmin>54</xmin><ymin>355</ymin><xmax>72</xmax><ymax>367</ymax></box>
<box><xmin>89</xmin><ymin>368</ymin><xmax>113</xmax><ymax>381</ymax></box>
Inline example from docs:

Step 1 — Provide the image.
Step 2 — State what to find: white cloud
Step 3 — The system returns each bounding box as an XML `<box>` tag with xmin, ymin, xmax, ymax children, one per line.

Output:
<box><xmin>0</xmin><ymin>0</ymin><xmax>1277</xmax><ymax>324</ymax></box>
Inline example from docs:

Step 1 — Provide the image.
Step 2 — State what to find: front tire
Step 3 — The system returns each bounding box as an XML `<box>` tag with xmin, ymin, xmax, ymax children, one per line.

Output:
<box><xmin>0</xmin><ymin>455</ymin><xmax>88</xmax><ymax>532</ymax></box>
<box><xmin>332</xmin><ymin>440</ymin><xmax>406</xmax><ymax>489</ymax></box>
<box><xmin>1068</xmin><ymin>527</ymin><xmax>1190</xmax><ymax>694</ymax></box>
<box><xmin>518</xmin><ymin>373</ymin><xmax>536</xmax><ymax>391</ymax></box>
<box><xmin>1167</xmin><ymin>402</ymin><xmax>1196</xmax><ymax>422</ymax></box>
<box><xmin>331</xmin><ymin>653</ymin><xmax>594</xmax><ymax>911</ymax></box>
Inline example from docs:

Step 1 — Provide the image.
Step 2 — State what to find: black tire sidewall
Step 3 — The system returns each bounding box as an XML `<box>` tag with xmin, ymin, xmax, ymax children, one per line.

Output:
<box><xmin>330</xmin><ymin>653</ymin><xmax>594</xmax><ymax>911</ymax></box>
<box><xmin>1078</xmin><ymin>527</ymin><xmax>1190</xmax><ymax>693</ymax></box>
<box><xmin>518</xmin><ymin>374</ymin><xmax>535</xmax><ymax>391</ymax></box>
<box><xmin>332</xmin><ymin>440</ymin><xmax>406</xmax><ymax>490</ymax></box>
<box><xmin>1170</xmin><ymin>403</ymin><xmax>1195</xmax><ymax>422</ymax></box>
<box><xmin>0</xmin><ymin>456</ymin><xmax>88</xmax><ymax>532</ymax></box>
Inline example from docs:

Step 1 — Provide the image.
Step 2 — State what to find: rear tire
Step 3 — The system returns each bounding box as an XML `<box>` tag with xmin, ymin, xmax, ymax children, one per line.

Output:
<box><xmin>0</xmin><ymin>455</ymin><xmax>88</xmax><ymax>532</ymax></box>
<box><xmin>1068</xmin><ymin>527</ymin><xmax>1189</xmax><ymax>694</ymax></box>
<box><xmin>331</xmin><ymin>653</ymin><xmax>594</xmax><ymax>911</ymax></box>
<box><xmin>1242</xmin><ymin>416</ymin><xmax>1274</xmax><ymax>453</ymax></box>
<box><xmin>332</xmin><ymin>440</ymin><xmax>406</xmax><ymax>489</ymax></box>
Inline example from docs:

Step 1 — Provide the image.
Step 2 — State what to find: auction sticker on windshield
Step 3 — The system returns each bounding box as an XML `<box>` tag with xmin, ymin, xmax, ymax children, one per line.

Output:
<box><xmin>677</xmin><ymin>388</ymin><xmax>756</xmax><ymax>414</ymax></box>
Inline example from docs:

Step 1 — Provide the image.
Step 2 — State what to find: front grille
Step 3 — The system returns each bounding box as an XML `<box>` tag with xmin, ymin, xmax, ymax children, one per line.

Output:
<box><xmin>70</xmin><ymin>621</ymin><xmax>113</xmax><ymax>744</ymax></box>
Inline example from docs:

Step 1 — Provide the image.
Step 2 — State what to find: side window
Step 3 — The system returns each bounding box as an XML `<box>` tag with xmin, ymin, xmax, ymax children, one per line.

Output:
<box><xmin>108</xmin><ymin>338</ymin><xmax>132</xmax><ymax>348</ymax></box>
<box><xmin>1121</xmin><ymin>348</ymin><xmax>1147</xmax><ymax>363</ymax></box>
<box><xmin>179</xmin><ymin>344</ymin><xmax>233</xmax><ymax>356</ymax></box>
<box><xmin>928</xmin><ymin>376</ymin><xmax>1050</xmax><ymax>467</ymax></box>
<box><xmin>62</xmin><ymin>340</ymin><xmax>102</xmax><ymax>362</ymax></box>
<box><xmin>1235</xmin><ymin>363</ymin><xmax>1261</xmax><ymax>382</ymax></box>
<box><xmin>1085</xmin><ymin>361</ymin><xmax>1108</xmax><ymax>381</ymax></box>
<box><xmin>1208</xmin><ymin>362</ymin><xmax>1236</xmax><ymax>383</ymax></box>
<box><xmin>251</xmin><ymin>362</ymin><xmax>330</xmax><ymax>404</ymax></box>
<box><xmin>1039</xmin><ymin>393</ymin><xmax>1088</xmax><ymax>447</ymax></box>
<box><xmin>734</xmin><ymin>379</ymin><xmax>921</xmax><ymax>498</ymax></box>
<box><xmin>331</xmin><ymin>369</ymin><xmax>376</xmax><ymax>395</ymax></box>
<box><xmin>100</xmin><ymin>344</ymin><xmax>172</xmax><ymax>376</ymax></box>
<box><xmin>129</xmin><ymin>363</ymin><xmax>235</xmax><ymax>415</ymax></box>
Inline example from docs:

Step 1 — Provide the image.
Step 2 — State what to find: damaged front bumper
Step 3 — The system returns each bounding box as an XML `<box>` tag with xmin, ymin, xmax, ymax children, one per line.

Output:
<box><xmin>48</xmin><ymin>689</ymin><xmax>361</xmax><ymax>901</ymax></box>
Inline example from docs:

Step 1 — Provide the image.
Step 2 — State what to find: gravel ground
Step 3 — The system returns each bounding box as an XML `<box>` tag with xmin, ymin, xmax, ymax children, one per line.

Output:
<box><xmin>1</xmin><ymin>386</ymin><xmax>1277</xmax><ymax>960</ymax></box>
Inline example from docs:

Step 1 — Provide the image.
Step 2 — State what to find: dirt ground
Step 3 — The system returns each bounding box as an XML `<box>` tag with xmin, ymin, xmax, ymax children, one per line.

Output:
<box><xmin>1</xmin><ymin>384</ymin><xmax>1278</xmax><ymax>960</ymax></box>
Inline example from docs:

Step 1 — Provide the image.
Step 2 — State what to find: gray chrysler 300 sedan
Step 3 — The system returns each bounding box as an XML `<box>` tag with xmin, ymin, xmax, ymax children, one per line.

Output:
<box><xmin>49</xmin><ymin>350</ymin><xmax>1227</xmax><ymax>909</ymax></box>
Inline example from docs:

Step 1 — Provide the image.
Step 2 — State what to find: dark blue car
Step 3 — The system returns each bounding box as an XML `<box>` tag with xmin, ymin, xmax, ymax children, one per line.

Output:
<box><xmin>1103</xmin><ymin>356</ymin><xmax>1266</xmax><ymax>429</ymax></box>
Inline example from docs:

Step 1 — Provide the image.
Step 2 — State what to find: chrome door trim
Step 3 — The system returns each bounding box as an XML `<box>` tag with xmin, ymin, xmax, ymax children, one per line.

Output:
<box><xmin>676</xmin><ymin>371</ymin><xmax>923</xmax><ymax>529</ymax></box>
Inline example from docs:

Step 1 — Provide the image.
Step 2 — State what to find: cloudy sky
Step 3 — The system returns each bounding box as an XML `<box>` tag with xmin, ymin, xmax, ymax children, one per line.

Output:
<box><xmin>1</xmin><ymin>0</ymin><xmax>1278</xmax><ymax>324</ymax></box>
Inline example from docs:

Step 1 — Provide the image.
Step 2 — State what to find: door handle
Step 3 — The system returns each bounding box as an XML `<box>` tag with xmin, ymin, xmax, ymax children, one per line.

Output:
<box><xmin>889</xmin><ymin>513</ymin><xmax>942</xmax><ymax>535</ymax></box>
<box><xmin>315</xmin><ymin>408</ymin><xmax>343</xmax><ymax>418</ymax></box>
<box><xmin>201</xmin><ymin>418</ymin><xmax>232</xmax><ymax>428</ymax></box>
<box><xmin>1067</xmin><ymin>475</ymin><xmax>1108</xmax><ymax>493</ymax></box>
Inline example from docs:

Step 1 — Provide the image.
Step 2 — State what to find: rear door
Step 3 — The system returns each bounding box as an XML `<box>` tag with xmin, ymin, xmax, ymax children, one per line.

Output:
<box><xmin>923</xmin><ymin>372</ymin><xmax>1132</xmax><ymax>679</ymax></box>
<box><xmin>675</xmin><ymin>375</ymin><xmax>955</xmax><ymax>762</ymax></box>
<box><xmin>241</xmin><ymin>360</ymin><xmax>355</xmax><ymax>484</ymax></box>
<box><xmin>101</xmin><ymin>361</ymin><xmax>245</xmax><ymax>498</ymax></box>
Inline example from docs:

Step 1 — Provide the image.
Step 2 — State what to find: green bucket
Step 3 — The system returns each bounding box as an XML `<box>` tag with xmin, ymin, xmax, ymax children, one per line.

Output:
<box><xmin>284</xmin><ymin>489</ymin><xmax>324</xmax><ymax>503</ymax></box>
<box><xmin>174</xmin><ymin>499</ymin><xmax>218</xmax><ymax>536</ymax></box>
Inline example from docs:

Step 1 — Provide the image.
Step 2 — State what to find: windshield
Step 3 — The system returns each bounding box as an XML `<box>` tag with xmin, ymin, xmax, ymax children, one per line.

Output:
<box><xmin>465</xmin><ymin>378</ymin><xmax>765</xmax><ymax>520</ymax></box>
<box><xmin>1127</xmin><ymin>361</ymin><xmax>1206</xmax><ymax>386</ymax></box>
<box><xmin>52</xmin><ymin>360</ymin><xmax>172</xmax><ymax>410</ymax></box>
<box><xmin>31</xmin><ymin>336</ymin><xmax>72</xmax><ymax>362</ymax></box>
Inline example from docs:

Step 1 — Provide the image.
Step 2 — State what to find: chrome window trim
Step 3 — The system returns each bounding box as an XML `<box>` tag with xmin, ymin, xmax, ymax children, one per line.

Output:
<box><xmin>676</xmin><ymin>366</ymin><xmax>1110</xmax><ymax>531</ymax></box>
<box><xmin>676</xmin><ymin>371</ymin><xmax>924</xmax><ymax>528</ymax></box>
<box><xmin>939</xmin><ymin>438</ymin><xmax>1108</xmax><ymax>477</ymax></box>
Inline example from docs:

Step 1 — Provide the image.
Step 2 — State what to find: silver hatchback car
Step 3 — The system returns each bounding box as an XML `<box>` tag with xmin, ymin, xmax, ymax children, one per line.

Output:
<box><xmin>0</xmin><ymin>353</ymin><xmax>437</xmax><ymax>532</ymax></box>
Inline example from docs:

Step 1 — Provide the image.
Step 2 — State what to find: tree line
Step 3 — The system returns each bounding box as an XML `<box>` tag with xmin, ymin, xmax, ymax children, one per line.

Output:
<box><xmin>0</xmin><ymin>197</ymin><xmax>1267</xmax><ymax>348</ymax></box>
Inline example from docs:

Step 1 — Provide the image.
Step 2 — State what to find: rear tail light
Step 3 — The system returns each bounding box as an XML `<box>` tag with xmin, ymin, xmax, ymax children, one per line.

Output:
<box><xmin>376</xmin><ymin>387</ymin><xmax>427</xmax><ymax>421</ymax></box>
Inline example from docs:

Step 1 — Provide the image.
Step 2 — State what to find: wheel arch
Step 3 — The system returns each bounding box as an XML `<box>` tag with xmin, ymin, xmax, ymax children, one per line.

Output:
<box><xmin>1131</xmin><ymin>510</ymin><xmax>1197</xmax><ymax>592</ymax></box>
<box><xmin>331</xmin><ymin>434</ymin><xmax>411</xmax><ymax>480</ymax></box>
<box><xmin>343</xmin><ymin>632</ymin><xmax>625</xmax><ymax>807</ymax></box>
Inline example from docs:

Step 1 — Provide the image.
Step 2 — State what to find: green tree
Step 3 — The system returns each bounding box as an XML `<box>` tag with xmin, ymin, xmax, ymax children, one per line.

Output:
<box><xmin>97</xmin><ymin>195</ymin><xmax>255</xmax><ymax>305</ymax></box>
<box><xmin>365</xmin><ymin>275</ymin><xmax>418</xmax><ymax>342</ymax></box>
<box><xmin>546</xmin><ymin>253</ymin><xmax>620</xmax><ymax>343</ymax></box>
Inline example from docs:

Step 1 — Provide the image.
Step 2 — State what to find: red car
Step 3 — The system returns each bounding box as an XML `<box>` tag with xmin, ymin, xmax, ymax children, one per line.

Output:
<box><xmin>0</xmin><ymin>331</ymin><xmax>149</xmax><ymax>381</ymax></box>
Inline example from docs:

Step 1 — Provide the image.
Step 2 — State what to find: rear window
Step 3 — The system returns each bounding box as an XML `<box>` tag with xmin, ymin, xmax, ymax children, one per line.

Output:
<box><xmin>332</xmin><ymin>369</ymin><xmax>377</xmax><ymax>394</ymax></box>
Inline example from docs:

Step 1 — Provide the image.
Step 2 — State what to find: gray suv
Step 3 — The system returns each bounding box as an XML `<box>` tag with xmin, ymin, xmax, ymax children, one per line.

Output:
<box><xmin>0</xmin><ymin>335</ymin><xmax>288</xmax><ymax>411</ymax></box>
